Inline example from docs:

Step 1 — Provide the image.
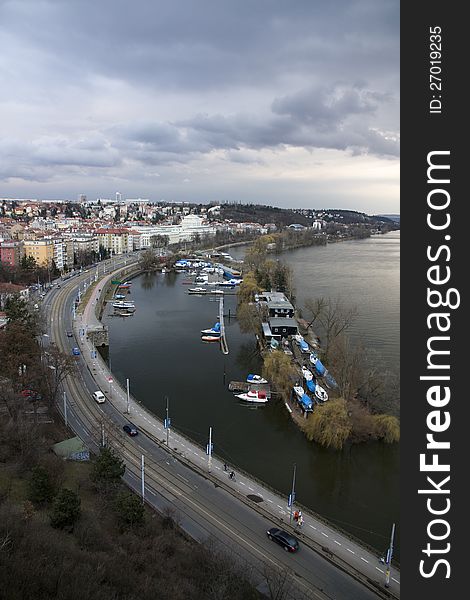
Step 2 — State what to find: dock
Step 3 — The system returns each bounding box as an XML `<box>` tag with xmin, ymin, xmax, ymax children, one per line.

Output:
<box><xmin>219</xmin><ymin>296</ymin><xmax>229</xmax><ymax>355</ymax></box>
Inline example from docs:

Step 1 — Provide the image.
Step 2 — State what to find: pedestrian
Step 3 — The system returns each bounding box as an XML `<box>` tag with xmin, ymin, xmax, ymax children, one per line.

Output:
<box><xmin>229</xmin><ymin>471</ymin><xmax>235</xmax><ymax>480</ymax></box>
<box><xmin>223</xmin><ymin>463</ymin><xmax>228</xmax><ymax>472</ymax></box>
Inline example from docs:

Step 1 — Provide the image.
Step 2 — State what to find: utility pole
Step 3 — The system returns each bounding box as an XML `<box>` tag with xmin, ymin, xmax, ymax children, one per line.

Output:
<box><xmin>385</xmin><ymin>523</ymin><xmax>395</xmax><ymax>588</ymax></box>
<box><xmin>126</xmin><ymin>378</ymin><xmax>130</xmax><ymax>414</ymax></box>
<box><xmin>141</xmin><ymin>454</ymin><xmax>145</xmax><ymax>504</ymax></box>
<box><xmin>101</xmin><ymin>422</ymin><xmax>105</xmax><ymax>447</ymax></box>
<box><xmin>289</xmin><ymin>463</ymin><xmax>297</xmax><ymax>524</ymax></box>
<box><xmin>63</xmin><ymin>391</ymin><xmax>68</xmax><ymax>427</ymax></box>
<box><xmin>164</xmin><ymin>396</ymin><xmax>170</xmax><ymax>446</ymax></box>
<box><xmin>206</xmin><ymin>426</ymin><xmax>213</xmax><ymax>472</ymax></box>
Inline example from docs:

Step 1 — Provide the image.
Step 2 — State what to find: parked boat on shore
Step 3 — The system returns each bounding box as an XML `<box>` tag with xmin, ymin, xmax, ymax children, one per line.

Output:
<box><xmin>302</xmin><ymin>366</ymin><xmax>314</xmax><ymax>381</ymax></box>
<box><xmin>314</xmin><ymin>384</ymin><xmax>329</xmax><ymax>402</ymax></box>
<box><xmin>293</xmin><ymin>386</ymin><xmax>305</xmax><ymax>399</ymax></box>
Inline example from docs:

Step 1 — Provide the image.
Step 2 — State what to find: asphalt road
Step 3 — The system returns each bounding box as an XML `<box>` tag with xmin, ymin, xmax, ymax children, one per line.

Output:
<box><xmin>42</xmin><ymin>258</ymin><xmax>399</xmax><ymax>600</ymax></box>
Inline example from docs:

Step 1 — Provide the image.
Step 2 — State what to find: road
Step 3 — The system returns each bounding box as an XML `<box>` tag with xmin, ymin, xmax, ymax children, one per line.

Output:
<box><xmin>42</xmin><ymin>258</ymin><xmax>399</xmax><ymax>600</ymax></box>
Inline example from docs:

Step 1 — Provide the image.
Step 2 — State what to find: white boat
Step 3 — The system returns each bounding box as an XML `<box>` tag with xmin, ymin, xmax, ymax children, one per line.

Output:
<box><xmin>201</xmin><ymin>335</ymin><xmax>220</xmax><ymax>342</ymax></box>
<box><xmin>201</xmin><ymin>322</ymin><xmax>221</xmax><ymax>335</ymax></box>
<box><xmin>293</xmin><ymin>386</ymin><xmax>305</xmax><ymax>399</ymax></box>
<box><xmin>293</xmin><ymin>334</ymin><xmax>304</xmax><ymax>344</ymax></box>
<box><xmin>301</xmin><ymin>366</ymin><xmax>313</xmax><ymax>381</ymax></box>
<box><xmin>315</xmin><ymin>384</ymin><xmax>329</xmax><ymax>402</ymax></box>
<box><xmin>235</xmin><ymin>390</ymin><xmax>269</xmax><ymax>404</ymax></box>
<box><xmin>309</xmin><ymin>352</ymin><xmax>319</xmax><ymax>366</ymax></box>
<box><xmin>188</xmin><ymin>287</ymin><xmax>206</xmax><ymax>294</ymax></box>
<box><xmin>246</xmin><ymin>374</ymin><xmax>268</xmax><ymax>384</ymax></box>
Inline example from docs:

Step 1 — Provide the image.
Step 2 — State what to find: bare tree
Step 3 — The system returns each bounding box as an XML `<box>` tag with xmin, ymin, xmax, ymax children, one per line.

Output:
<box><xmin>303</xmin><ymin>297</ymin><xmax>357</xmax><ymax>361</ymax></box>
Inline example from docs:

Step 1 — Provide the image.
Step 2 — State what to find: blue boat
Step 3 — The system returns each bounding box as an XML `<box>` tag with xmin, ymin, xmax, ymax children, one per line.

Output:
<box><xmin>299</xmin><ymin>339</ymin><xmax>309</xmax><ymax>353</ymax></box>
<box><xmin>314</xmin><ymin>359</ymin><xmax>326</xmax><ymax>377</ymax></box>
<box><xmin>306</xmin><ymin>379</ymin><xmax>316</xmax><ymax>394</ymax></box>
<box><xmin>324</xmin><ymin>371</ymin><xmax>338</xmax><ymax>390</ymax></box>
<box><xmin>299</xmin><ymin>393</ymin><xmax>313</xmax><ymax>411</ymax></box>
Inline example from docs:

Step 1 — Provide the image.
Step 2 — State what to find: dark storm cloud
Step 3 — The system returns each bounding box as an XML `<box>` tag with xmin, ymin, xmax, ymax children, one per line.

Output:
<box><xmin>0</xmin><ymin>0</ymin><xmax>399</xmax><ymax>209</ymax></box>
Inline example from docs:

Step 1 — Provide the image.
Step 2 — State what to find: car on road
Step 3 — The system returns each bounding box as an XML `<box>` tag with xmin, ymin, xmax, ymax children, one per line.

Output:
<box><xmin>66</xmin><ymin>331</ymin><xmax>73</xmax><ymax>337</ymax></box>
<box><xmin>123</xmin><ymin>424</ymin><xmax>138</xmax><ymax>436</ymax></box>
<box><xmin>92</xmin><ymin>390</ymin><xmax>106</xmax><ymax>404</ymax></box>
<box><xmin>72</xmin><ymin>347</ymin><xmax>80</xmax><ymax>356</ymax></box>
<box><xmin>266</xmin><ymin>528</ymin><xmax>299</xmax><ymax>553</ymax></box>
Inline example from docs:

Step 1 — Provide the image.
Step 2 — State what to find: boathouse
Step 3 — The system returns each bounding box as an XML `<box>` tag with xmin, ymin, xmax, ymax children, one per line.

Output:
<box><xmin>268</xmin><ymin>317</ymin><xmax>298</xmax><ymax>337</ymax></box>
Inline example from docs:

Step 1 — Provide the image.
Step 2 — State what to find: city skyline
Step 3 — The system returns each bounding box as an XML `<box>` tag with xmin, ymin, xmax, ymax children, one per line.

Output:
<box><xmin>0</xmin><ymin>0</ymin><xmax>399</xmax><ymax>213</ymax></box>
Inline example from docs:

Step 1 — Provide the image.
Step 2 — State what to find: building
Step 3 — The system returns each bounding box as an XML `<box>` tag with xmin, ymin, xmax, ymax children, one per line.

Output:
<box><xmin>95</xmin><ymin>228</ymin><xmax>131</xmax><ymax>255</ymax></box>
<box><xmin>23</xmin><ymin>239</ymin><xmax>55</xmax><ymax>267</ymax></box>
<box><xmin>0</xmin><ymin>240</ymin><xmax>24</xmax><ymax>267</ymax></box>
<box><xmin>268</xmin><ymin>317</ymin><xmax>299</xmax><ymax>338</ymax></box>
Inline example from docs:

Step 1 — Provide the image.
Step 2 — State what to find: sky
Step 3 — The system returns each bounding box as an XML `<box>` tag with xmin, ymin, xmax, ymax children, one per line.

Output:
<box><xmin>0</xmin><ymin>0</ymin><xmax>399</xmax><ymax>213</ymax></box>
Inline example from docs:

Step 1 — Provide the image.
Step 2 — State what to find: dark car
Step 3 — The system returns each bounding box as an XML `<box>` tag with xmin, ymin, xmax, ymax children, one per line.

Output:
<box><xmin>72</xmin><ymin>347</ymin><xmax>80</xmax><ymax>356</ymax></box>
<box><xmin>123</xmin><ymin>424</ymin><xmax>138</xmax><ymax>436</ymax></box>
<box><xmin>267</xmin><ymin>528</ymin><xmax>299</xmax><ymax>552</ymax></box>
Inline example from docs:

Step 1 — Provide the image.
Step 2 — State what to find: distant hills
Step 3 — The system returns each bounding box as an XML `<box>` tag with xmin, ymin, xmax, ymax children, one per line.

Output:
<box><xmin>377</xmin><ymin>214</ymin><xmax>400</xmax><ymax>223</ymax></box>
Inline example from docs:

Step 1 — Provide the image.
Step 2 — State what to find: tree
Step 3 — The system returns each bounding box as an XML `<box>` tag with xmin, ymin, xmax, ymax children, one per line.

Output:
<box><xmin>302</xmin><ymin>399</ymin><xmax>352</xmax><ymax>450</ymax></box>
<box><xmin>90</xmin><ymin>447</ymin><xmax>125</xmax><ymax>486</ymax></box>
<box><xmin>372</xmin><ymin>414</ymin><xmax>400</xmax><ymax>443</ymax></box>
<box><xmin>262</xmin><ymin>350</ymin><xmax>298</xmax><ymax>399</ymax></box>
<box><xmin>114</xmin><ymin>491</ymin><xmax>145</xmax><ymax>527</ymax></box>
<box><xmin>41</xmin><ymin>344</ymin><xmax>77</xmax><ymax>407</ymax></box>
<box><xmin>29</xmin><ymin>466</ymin><xmax>55</xmax><ymax>505</ymax></box>
<box><xmin>138</xmin><ymin>248</ymin><xmax>158</xmax><ymax>271</ymax></box>
<box><xmin>236</xmin><ymin>302</ymin><xmax>261</xmax><ymax>335</ymax></box>
<box><xmin>50</xmin><ymin>488</ymin><xmax>81</xmax><ymax>530</ymax></box>
<box><xmin>4</xmin><ymin>294</ymin><xmax>39</xmax><ymax>335</ymax></box>
<box><xmin>237</xmin><ymin>272</ymin><xmax>260</xmax><ymax>304</ymax></box>
<box><xmin>303</xmin><ymin>297</ymin><xmax>357</xmax><ymax>361</ymax></box>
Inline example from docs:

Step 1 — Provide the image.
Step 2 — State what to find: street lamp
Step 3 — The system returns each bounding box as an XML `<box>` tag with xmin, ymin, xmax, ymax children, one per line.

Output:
<box><xmin>289</xmin><ymin>463</ymin><xmax>297</xmax><ymax>524</ymax></box>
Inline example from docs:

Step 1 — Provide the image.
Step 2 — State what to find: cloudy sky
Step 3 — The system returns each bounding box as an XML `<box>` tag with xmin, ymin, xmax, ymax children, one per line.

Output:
<box><xmin>0</xmin><ymin>0</ymin><xmax>399</xmax><ymax>213</ymax></box>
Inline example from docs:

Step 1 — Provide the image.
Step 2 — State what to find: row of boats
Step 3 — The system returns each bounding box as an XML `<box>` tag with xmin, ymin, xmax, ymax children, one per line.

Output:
<box><xmin>234</xmin><ymin>374</ymin><xmax>269</xmax><ymax>404</ymax></box>
<box><xmin>112</xmin><ymin>282</ymin><xmax>135</xmax><ymax>316</ymax></box>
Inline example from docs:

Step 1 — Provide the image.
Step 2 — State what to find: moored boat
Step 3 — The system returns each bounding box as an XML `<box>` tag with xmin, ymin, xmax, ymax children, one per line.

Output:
<box><xmin>188</xmin><ymin>287</ymin><xmax>207</xmax><ymax>294</ymax></box>
<box><xmin>301</xmin><ymin>366</ymin><xmax>313</xmax><ymax>381</ymax></box>
<box><xmin>201</xmin><ymin>322</ymin><xmax>221</xmax><ymax>335</ymax></box>
<box><xmin>315</xmin><ymin>384</ymin><xmax>329</xmax><ymax>402</ymax></box>
<box><xmin>293</xmin><ymin>385</ymin><xmax>304</xmax><ymax>399</ymax></box>
<box><xmin>201</xmin><ymin>335</ymin><xmax>220</xmax><ymax>342</ymax></box>
<box><xmin>235</xmin><ymin>390</ymin><xmax>268</xmax><ymax>404</ymax></box>
<box><xmin>246</xmin><ymin>374</ymin><xmax>268</xmax><ymax>384</ymax></box>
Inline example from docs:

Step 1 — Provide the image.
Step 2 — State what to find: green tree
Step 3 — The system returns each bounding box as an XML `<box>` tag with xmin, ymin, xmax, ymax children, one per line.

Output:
<box><xmin>50</xmin><ymin>488</ymin><xmax>81</xmax><ymax>530</ymax></box>
<box><xmin>262</xmin><ymin>350</ymin><xmax>297</xmax><ymax>399</ymax></box>
<box><xmin>4</xmin><ymin>294</ymin><xmax>38</xmax><ymax>334</ymax></box>
<box><xmin>29</xmin><ymin>465</ymin><xmax>55</xmax><ymax>505</ymax></box>
<box><xmin>114</xmin><ymin>491</ymin><xmax>145</xmax><ymax>527</ymax></box>
<box><xmin>237</xmin><ymin>272</ymin><xmax>260</xmax><ymax>304</ymax></box>
<box><xmin>90</xmin><ymin>447</ymin><xmax>125</xmax><ymax>485</ymax></box>
<box><xmin>372</xmin><ymin>414</ymin><xmax>400</xmax><ymax>443</ymax></box>
<box><xmin>138</xmin><ymin>248</ymin><xmax>158</xmax><ymax>271</ymax></box>
<box><xmin>302</xmin><ymin>398</ymin><xmax>352</xmax><ymax>450</ymax></box>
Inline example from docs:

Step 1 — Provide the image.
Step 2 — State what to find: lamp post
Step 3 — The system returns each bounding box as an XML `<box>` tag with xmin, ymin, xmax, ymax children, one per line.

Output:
<box><xmin>164</xmin><ymin>396</ymin><xmax>170</xmax><ymax>446</ymax></box>
<box><xmin>385</xmin><ymin>523</ymin><xmax>395</xmax><ymax>588</ymax></box>
<box><xmin>289</xmin><ymin>463</ymin><xmax>297</xmax><ymax>524</ymax></box>
<box><xmin>126</xmin><ymin>378</ymin><xmax>130</xmax><ymax>414</ymax></box>
<box><xmin>206</xmin><ymin>426</ymin><xmax>213</xmax><ymax>472</ymax></box>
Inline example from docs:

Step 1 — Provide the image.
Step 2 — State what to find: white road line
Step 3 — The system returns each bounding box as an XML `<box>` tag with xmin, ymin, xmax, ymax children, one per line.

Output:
<box><xmin>360</xmin><ymin>557</ymin><xmax>369</xmax><ymax>564</ymax></box>
<box><xmin>267</xmin><ymin>499</ymin><xmax>273</xmax><ymax>503</ymax></box>
<box><xmin>392</xmin><ymin>578</ymin><xmax>400</xmax><ymax>585</ymax></box>
<box><xmin>277</xmin><ymin>505</ymin><xmax>283</xmax><ymax>510</ymax></box>
<box><xmin>334</xmin><ymin>540</ymin><xmax>341</xmax><ymax>546</ymax></box>
<box><xmin>347</xmin><ymin>548</ymin><xmax>355</xmax><ymax>554</ymax></box>
<box><xmin>248</xmin><ymin>486</ymin><xmax>254</xmax><ymax>491</ymax></box>
<box><xmin>321</xmin><ymin>532</ymin><xmax>329</xmax><ymax>538</ymax></box>
<box><xmin>239</xmin><ymin>481</ymin><xmax>246</xmax><ymax>486</ymax></box>
<box><xmin>309</xmin><ymin>525</ymin><xmax>317</xmax><ymax>530</ymax></box>
<box><xmin>376</xmin><ymin>567</ymin><xmax>384</xmax><ymax>573</ymax></box>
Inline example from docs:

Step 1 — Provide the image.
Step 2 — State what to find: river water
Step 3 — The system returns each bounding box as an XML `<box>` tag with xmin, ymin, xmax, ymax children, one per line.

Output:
<box><xmin>106</xmin><ymin>232</ymin><xmax>400</xmax><ymax>556</ymax></box>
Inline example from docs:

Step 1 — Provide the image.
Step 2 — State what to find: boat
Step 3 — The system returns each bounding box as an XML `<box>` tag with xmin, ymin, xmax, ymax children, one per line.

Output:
<box><xmin>235</xmin><ymin>390</ymin><xmax>269</xmax><ymax>404</ymax></box>
<box><xmin>113</xmin><ymin>302</ymin><xmax>135</xmax><ymax>310</ymax></box>
<box><xmin>246</xmin><ymin>374</ymin><xmax>268</xmax><ymax>384</ymax></box>
<box><xmin>209</xmin><ymin>289</ymin><xmax>224</xmax><ymax>295</ymax></box>
<box><xmin>305</xmin><ymin>379</ymin><xmax>316</xmax><ymax>394</ymax></box>
<box><xmin>324</xmin><ymin>371</ymin><xmax>338</xmax><ymax>390</ymax></box>
<box><xmin>299</xmin><ymin>339</ymin><xmax>310</xmax><ymax>353</ymax></box>
<box><xmin>201</xmin><ymin>322</ymin><xmax>221</xmax><ymax>335</ymax></box>
<box><xmin>293</xmin><ymin>386</ymin><xmax>304</xmax><ymax>399</ymax></box>
<box><xmin>315</xmin><ymin>384</ymin><xmax>329</xmax><ymax>402</ymax></box>
<box><xmin>293</xmin><ymin>334</ymin><xmax>304</xmax><ymax>344</ymax></box>
<box><xmin>301</xmin><ymin>366</ymin><xmax>313</xmax><ymax>381</ymax></box>
<box><xmin>115</xmin><ymin>294</ymin><xmax>126</xmax><ymax>299</ymax></box>
<box><xmin>299</xmin><ymin>393</ymin><xmax>314</xmax><ymax>411</ymax></box>
<box><xmin>270</xmin><ymin>338</ymin><xmax>280</xmax><ymax>349</ymax></box>
<box><xmin>314</xmin><ymin>359</ymin><xmax>326</xmax><ymax>377</ymax></box>
<box><xmin>117</xmin><ymin>282</ymin><xmax>132</xmax><ymax>289</ymax></box>
<box><xmin>309</xmin><ymin>352</ymin><xmax>318</xmax><ymax>366</ymax></box>
<box><xmin>188</xmin><ymin>287</ymin><xmax>207</xmax><ymax>294</ymax></box>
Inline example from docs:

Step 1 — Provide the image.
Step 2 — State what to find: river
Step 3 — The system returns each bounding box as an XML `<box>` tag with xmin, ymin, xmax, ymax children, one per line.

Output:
<box><xmin>106</xmin><ymin>231</ymin><xmax>400</xmax><ymax>557</ymax></box>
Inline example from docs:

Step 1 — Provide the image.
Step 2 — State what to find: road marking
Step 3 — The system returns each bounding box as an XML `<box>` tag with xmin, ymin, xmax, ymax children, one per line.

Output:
<box><xmin>248</xmin><ymin>486</ymin><xmax>254</xmax><ymax>491</ymax></box>
<box><xmin>347</xmin><ymin>549</ymin><xmax>355</xmax><ymax>554</ymax></box>
<box><xmin>267</xmin><ymin>498</ymin><xmax>273</xmax><ymax>503</ymax></box>
<box><xmin>277</xmin><ymin>505</ymin><xmax>283</xmax><ymax>510</ymax></box>
<box><xmin>360</xmin><ymin>557</ymin><xmax>369</xmax><ymax>564</ymax></box>
<box><xmin>334</xmin><ymin>540</ymin><xmax>341</xmax><ymax>546</ymax></box>
<box><xmin>376</xmin><ymin>567</ymin><xmax>384</xmax><ymax>573</ymax></box>
<box><xmin>239</xmin><ymin>481</ymin><xmax>246</xmax><ymax>486</ymax></box>
<box><xmin>321</xmin><ymin>532</ymin><xmax>329</xmax><ymax>538</ymax></box>
<box><xmin>392</xmin><ymin>578</ymin><xmax>400</xmax><ymax>585</ymax></box>
<box><xmin>309</xmin><ymin>525</ymin><xmax>317</xmax><ymax>530</ymax></box>
<box><xmin>176</xmin><ymin>474</ymin><xmax>188</xmax><ymax>483</ymax></box>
